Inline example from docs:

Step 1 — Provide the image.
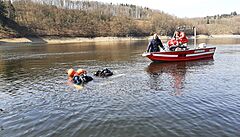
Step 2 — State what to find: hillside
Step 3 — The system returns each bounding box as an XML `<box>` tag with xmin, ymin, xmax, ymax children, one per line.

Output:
<box><xmin>0</xmin><ymin>0</ymin><xmax>240</xmax><ymax>39</ymax></box>
<box><xmin>0</xmin><ymin>0</ymin><xmax>191</xmax><ymax>38</ymax></box>
<box><xmin>187</xmin><ymin>14</ymin><xmax>240</xmax><ymax>35</ymax></box>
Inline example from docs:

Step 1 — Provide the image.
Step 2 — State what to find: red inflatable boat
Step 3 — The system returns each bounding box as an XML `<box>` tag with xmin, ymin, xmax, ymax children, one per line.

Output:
<box><xmin>142</xmin><ymin>47</ymin><xmax>216</xmax><ymax>62</ymax></box>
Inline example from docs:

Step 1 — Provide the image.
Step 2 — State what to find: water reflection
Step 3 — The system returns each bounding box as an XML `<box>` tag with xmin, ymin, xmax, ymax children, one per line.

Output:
<box><xmin>1</xmin><ymin>40</ymin><xmax>240</xmax><ymax>137</ymax></box>
<box><xmin>0</xmin><ymin>40</ymin><xmax>149</xmax><ymax>96</ymax></box>
<box><xmin>146</xmin><ymin>59</ymin><xmax>214</xmax><ymax>95</ymax></box>
<box><xmin>146</xmin><ymin>62</ymin><xmax>187</xmax><ymax>95</ymax></box>
<box><xmin>197</xmin><ymin>38</ymin><xmax>240</xmax><ymax>45</ymax></box>
<box><xmin>0</xmin><ymin>41</ymin><xmax>143</xmax><ymax>79</ymax></box>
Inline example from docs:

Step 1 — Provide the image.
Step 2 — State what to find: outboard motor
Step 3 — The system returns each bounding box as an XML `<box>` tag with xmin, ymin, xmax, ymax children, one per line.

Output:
<box><xmin>94</xmin><ymin>68</ymin><xmax>113</xmax><ymax>77</ymax></box>
<box><xmin>198</xmin><ymin>43</ymin><xmax>207</xmax><ymax>49</ymax></box>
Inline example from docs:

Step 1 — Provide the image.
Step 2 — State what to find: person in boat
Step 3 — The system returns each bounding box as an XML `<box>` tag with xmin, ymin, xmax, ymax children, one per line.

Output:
<box><xmin>67</xmin><ymin>68</ymin><xmax>93</xmax><ymax>85</ymax></box>
<box><xmin>146</xmin><ymin>33</ymin><xmax>165</xmax><ymax>52</ymax></box>
<box><xmin>178</xmin><ymin>31</ymin><xmax>188</xmax><ymax>48</ymax></box>
<box><xmin>167</xmin><ymin>31</ymin><xmax>180</xmax><ymax>51</ymax></box>
<box><xmin>168</xmin><ymin>31</ymin><xmax>188</xmax><ymax>51</ymax></box>
<box><xmin>94</xmin><ymin>68</ymin><xmax>113</xmax><ymax>77</ymax></box>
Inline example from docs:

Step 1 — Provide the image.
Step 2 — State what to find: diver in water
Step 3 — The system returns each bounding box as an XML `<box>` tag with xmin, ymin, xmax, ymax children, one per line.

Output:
<box><xmin>94</xmin><ymin>68</ymin><xmax>113</xmax><ymax>77</ymax></box>
<box><xmin>67</xmin><ymin>68</ymin><xmax>93</xmax><ymax>85</ymax></box>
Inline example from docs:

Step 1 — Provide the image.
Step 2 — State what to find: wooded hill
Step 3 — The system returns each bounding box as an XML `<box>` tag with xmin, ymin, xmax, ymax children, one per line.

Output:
<box><xmin>187</xmin><ymin>13</ymin><xmax>240</xmax><ymax>35</ymax></box>
<box><xmin>0</xmin><ymin>0</ymin><xmax>239</xmax><ymax>38</ymax></box>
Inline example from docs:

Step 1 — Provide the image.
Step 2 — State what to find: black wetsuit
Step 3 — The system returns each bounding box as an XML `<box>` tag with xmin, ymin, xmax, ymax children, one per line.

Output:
<box><xmin>94</xmin><ymin>68</ymin><xmax>113</xmax><ymax>77</ymax></box>
<box><xmin>73</xmin><ymin>74</ymin><xmax>93</xmax><ymax>85</ymax></box>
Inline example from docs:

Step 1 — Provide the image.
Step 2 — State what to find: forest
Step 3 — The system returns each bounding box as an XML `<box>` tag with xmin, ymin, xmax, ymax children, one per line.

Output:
<box><xmin>0</xmin><ymin>0</ymin><xmax>240</xmax><ymax>38</ymax></box>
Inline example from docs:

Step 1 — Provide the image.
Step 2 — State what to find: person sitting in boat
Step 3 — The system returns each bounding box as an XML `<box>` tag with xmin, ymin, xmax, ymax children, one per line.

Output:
<box><xmin>146</xmin><ymin>33</ymin><xmax>165</xmax><ymax>52</ymax></box>
<box><xmin>67</xmin><ymin>68</ymin><xmax>93</xmax><ymax>85</ymax></box>
<box><xmin>94</xmin><ymin>68</ymin><xmax>113</xmax><ymax>77</ymax></box>
<box><xmin>167</xmin><ymin>31</ymin><xmax>188</xmax><ymax>51</ymax></box>
<box><xmin>167</xmin><ymin>31</ymin><xmax>180</xmax><ymax>51</ymax></box>
<box><xmin>178</xmin><ymin>31</ymin><xmax>188</xmax><ymax>49</ymax></box>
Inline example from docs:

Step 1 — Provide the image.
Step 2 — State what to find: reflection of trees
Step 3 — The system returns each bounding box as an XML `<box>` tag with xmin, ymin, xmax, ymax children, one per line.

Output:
<box><xmin>0</xmin><ymin>41</ymin><xmax>146</xmax><ymax>81</ymax></box>
<box><xmin>146</xmin><ymin>59</ymin><xmax>214</xmax><ymax>95</ymax></box>
<box><xmin>0</xmin><ymin>60</ymin><xmax>23</xmax><ymax>79</ymax></box>
<box><xmin>72</xmin><ymin>41</ymin><xmax>147</xmax><ymax>62</ymax></box>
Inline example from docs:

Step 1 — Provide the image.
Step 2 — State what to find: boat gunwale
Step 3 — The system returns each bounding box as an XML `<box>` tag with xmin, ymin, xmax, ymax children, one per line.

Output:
<box><xmin>150</xmin><ymin>47</ymin><xmax>216</xmax><ymax>55</ymax></box>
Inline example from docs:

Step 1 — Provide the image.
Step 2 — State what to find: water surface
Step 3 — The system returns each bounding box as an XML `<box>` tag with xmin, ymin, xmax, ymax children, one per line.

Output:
<box><xmin>0</xmin><ymin>39</ymin><xmax>240</xmax><ymax>137</ymax></box>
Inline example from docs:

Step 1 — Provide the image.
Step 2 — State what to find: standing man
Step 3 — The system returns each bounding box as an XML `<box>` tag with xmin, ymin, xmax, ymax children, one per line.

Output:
<box><xmin>147</xmin><ymin>33</ymin><xmax>165</xmax><ymax>52</ymax></box>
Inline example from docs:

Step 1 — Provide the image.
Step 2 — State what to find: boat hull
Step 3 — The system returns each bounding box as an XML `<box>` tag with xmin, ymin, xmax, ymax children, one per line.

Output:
<box><xmin>142</xmin><ymin>47</ymin><xmax>216</xmax><ymax>62</ymax></box>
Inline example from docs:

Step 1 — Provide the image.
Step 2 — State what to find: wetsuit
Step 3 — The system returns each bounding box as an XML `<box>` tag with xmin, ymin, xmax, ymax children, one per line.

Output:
<box><xmin>73</xmin><ymin>74</ymin><xmax>93</xmax><ymax>85</ymax></box>
<box><xmin>94</xmin><ymin>68</ymin><xmax>113</xmax><ymax>77</ymax></box>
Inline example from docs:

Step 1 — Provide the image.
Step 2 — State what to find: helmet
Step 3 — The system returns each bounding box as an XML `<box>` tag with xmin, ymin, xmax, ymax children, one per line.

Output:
<box><xmin>67</xmin><ymin>68</ymin><xmax>76</xmax><ymax>77</ymax></box>
<box><xmin>77</xmin><ymin>69</ymin><xmax>87</xmax><ymax>75</ymax></box>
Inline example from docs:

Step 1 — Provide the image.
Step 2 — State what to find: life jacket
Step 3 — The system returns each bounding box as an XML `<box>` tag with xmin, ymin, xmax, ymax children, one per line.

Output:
<box><xmin>178</xmin><ymin>32</ymin><xmax>188</xmax><ymax>44</ymax></box>
<box><xmin>167</xmin><ymin>38</ymin><xmax>178</xmax><ymax>47</ymax></box>
<box><xmin>167</xmin><ymin>32</ymin><xmax>188</xmax><ymax>47</ymax></box>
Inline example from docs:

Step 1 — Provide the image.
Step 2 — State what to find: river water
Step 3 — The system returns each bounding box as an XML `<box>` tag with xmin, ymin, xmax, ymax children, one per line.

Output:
<box><xmin>0</xmin><ymin>39</ymin><xmax>240</xmax><ymax>137</ymax></box>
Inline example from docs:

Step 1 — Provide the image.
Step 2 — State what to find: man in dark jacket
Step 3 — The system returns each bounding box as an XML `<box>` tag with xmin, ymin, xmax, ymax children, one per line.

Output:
<box><xmin>147</xmin><ymin>33</ymin><xmax>165</xmax><ymax>52</ymax></box>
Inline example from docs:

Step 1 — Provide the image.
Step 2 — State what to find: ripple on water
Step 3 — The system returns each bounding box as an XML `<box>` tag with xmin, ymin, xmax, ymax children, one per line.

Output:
<box><xmin>1</xmin><ymin>43</ymin><xmax>240</xmax><ymax>137</ymax></box>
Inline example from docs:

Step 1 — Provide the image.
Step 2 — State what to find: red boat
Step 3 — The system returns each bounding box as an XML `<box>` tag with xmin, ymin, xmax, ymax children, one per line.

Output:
<box><xmin>142</xmin><ymin>47</ymin><xmax>216</xmax><ymax>62</ymax></box>
<box><xmin>143</xmin><ymin>26</ymin><xmax>216</xmax><ymax>62</ymax></box>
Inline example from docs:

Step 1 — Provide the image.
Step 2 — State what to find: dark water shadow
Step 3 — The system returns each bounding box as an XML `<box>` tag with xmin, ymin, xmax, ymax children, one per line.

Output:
<box><xmin>145</xmin><ymin>59</ymin><xmax>214</xmax><ymax>95</ymax></box>
<box><xmin>0</xmin><ymin>14</ymin><xmax>46</xmax><ymax>44</ymax></box>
